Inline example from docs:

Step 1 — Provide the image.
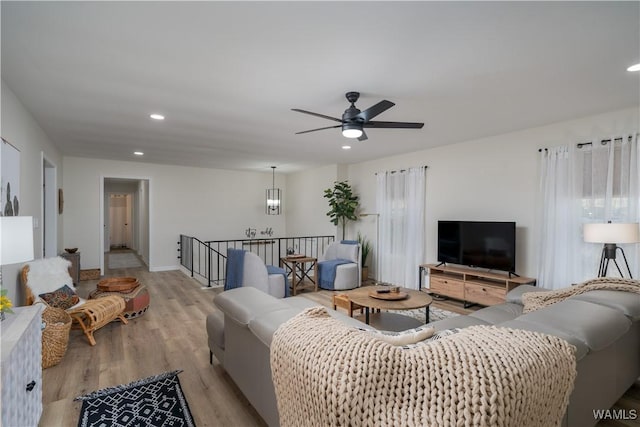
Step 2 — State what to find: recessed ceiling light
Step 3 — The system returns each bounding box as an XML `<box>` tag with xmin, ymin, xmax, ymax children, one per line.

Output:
<box><xmin>134</xmin><ymin>151</ymin><xmax>144</xmax><ymax>156</ymax></box>
<box><xmin>342</xmin><ymin>145</ymin><xmax>351</xmax><ymax>150</ymax></box>
<box><xmin>149</xmin><ymin>113</ymin><xmax>165</xmax><ymax>120</ymax></box>
<box><xmin>627</xmin><ymin>63</ymin><xmax>640</xmax><ymax>72</ymax></box>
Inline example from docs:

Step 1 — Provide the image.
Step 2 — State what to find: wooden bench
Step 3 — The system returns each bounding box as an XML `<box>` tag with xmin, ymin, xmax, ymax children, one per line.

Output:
<box><xmin>332</xmin><ymin>293</ymin><xmax>364</xmax><ymax>318</ymax></box>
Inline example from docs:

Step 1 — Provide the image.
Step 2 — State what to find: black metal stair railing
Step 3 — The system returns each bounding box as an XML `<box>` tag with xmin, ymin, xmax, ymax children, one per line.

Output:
<box><xmin>178</xmin><ymin>234</ymin><xmax>335</xmax><ymax>287</ymax></box>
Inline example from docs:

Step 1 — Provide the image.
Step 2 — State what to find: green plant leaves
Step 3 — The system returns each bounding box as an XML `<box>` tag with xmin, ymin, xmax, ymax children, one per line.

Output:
<box><xmin>324</xmin><ymin>181</ymin><xmax>359</xmax><ymax>239</ymax></box>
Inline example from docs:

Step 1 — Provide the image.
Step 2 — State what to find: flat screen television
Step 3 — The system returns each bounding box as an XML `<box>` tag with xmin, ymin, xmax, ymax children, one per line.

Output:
<box><xmin>437</xmin><ymin>221</ymin><xmax>516</xmax><ymax>273</ymax></box>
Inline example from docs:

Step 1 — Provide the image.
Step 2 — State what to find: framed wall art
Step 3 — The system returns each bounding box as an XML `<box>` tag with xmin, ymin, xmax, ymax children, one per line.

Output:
<box><xmin>1</xmin><ymin>138</ymin><xmax>21</xmax><ymax>216</ymax></box>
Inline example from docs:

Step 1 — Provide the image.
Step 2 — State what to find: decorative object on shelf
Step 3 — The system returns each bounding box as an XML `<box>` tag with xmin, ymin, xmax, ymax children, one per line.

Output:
<box><xmin>287</xmin><ymin>247</ymin><xmax>295</xmax><ymax>255</ymax></box>
<box><xmin>584</xmin><ymin>222</ymin><xmax>640</xmax><ymax>279</ymax></box>
<box><xmin>1</xmin><ymin>138</ymin><xmax>21</xmax><ymax>216</ymax></box>
<box><xmin>324</xmin><ymin>180</ymin><xmax>359</xmax><ymax>240</ymax></box>
<box><xmin>368</xmin><ymin>289</ymin><xmax>408</xmax><ymax>300</ymax></box>
<box><xmin>64</xmin><ymin>247</ymin><xmax>78</xmax><ymax>254</ymax></box>
<box><xmin>0</xmin><ymin>216</ymin><xmax>34</xmax><ymax>320</ymax></box>
<box><xmin>266</xmin><ymin>166</ymin><xmax>281</xmax><ymax>215</ymax></box>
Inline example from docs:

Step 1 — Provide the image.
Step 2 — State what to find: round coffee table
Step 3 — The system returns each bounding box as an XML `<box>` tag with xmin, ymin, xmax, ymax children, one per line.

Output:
<box><xmin>347</xmin><ymin>286</ymin><xmax>433</xmax><ymax>331</ymax></box>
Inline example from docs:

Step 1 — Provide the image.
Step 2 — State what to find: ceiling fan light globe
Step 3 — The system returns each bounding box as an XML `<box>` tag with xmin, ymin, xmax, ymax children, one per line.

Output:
<box><xmin>342</xmin><ymin>126</ymin><xmax>363</xmax><ymax>138</ymax></box>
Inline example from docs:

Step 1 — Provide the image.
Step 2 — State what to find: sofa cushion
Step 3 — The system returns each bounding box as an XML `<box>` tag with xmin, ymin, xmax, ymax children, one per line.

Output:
<box><xmin>498</xmin><ymin>319</ymin><xmax>589</xmax><ymax>360</ymax></box>
<box><xmin>511</xmin><ymin>299</ymin><xmax>631</xmax><ymax>353</ymax></box>
<box><xmin>250</xmin><ymin>302</ymin><xmax>373</xmax><ymax>347</ymax></box>
<box><xmin>250</xmin><ymin>308</ymin><xmax>305</xmax><ymax>347</ymax></box>
<box><xmin>505</xmin><ymin>284</ymin><xmax>545</xmax><ymax>305</ymax></box>
<box><xmin>336</xmin><ymin>244</ymin><xmax>358</xmax><ymax>262</ymax></box>
<box><xmin>215</xmin><ymin>287</ymin><xmax>288</xmax><ymax>326</ymax></box>
<box><xmin>570</xmin><ymin>290</ymin><xmax>640</xmax><ymax>321</ymax></box>
<box><xmin>468</xmin><ymin>303</ymin><xmax>523</xmax><ymax>324</ymax></box>
<box><xmin>427</xmin><ymin>313</ymin><xmax>489</xmax><ymax>331</ymax></box>
<box><xmin>284</xmin><ymin>296</ymin><xmax>321</xmax><ymax>310</ymax></box>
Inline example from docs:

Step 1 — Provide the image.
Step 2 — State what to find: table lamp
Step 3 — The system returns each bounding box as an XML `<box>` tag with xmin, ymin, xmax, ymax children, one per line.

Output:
<box><xmin>0</xmin><ymin>216</ymin><xmax>35</xmax><ymax>284</ymax></box>
<box><xmin>583</xmin><ymin>222</ymin><xmax>639</xmax><ymax>278</ymax></box>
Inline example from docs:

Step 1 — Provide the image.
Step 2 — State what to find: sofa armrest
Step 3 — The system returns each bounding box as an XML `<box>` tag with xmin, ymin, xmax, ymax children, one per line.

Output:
<box><xmin>214</xmin><ymin>287</ymin><xmax>288</xmax><ymax>326</ymax></box>
<box><xmin>506</xmin><ymin>284</ymin><xmax>546</xmax><ymax>305</ymax></box>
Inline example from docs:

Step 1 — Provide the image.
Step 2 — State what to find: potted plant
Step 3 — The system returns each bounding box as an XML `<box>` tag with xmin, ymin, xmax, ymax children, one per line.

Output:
<box><xmin>324</xmin><ymin>181</ymin><xmax>359</xmax><ymax>240</ymax></box>
<box><xmin>357</xmin><ymin>232</ymin><xmax>371</xmax><ymax>282</ymax></box>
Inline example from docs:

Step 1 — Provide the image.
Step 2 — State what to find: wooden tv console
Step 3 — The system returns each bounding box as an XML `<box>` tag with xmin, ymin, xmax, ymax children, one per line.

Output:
<box><xmin>420</xmin><ymin>264</ymin><xmax>536</xmax><ymax>307</ymax></box>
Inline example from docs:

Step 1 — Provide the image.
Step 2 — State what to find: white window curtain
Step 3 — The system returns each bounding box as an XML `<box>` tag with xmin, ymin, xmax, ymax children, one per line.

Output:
<box><xmin>376</xmin><ymin>166</ymin><xmax>426</xmax><ymax>289</ymax></box>
<box><xmin>536</xmin><ymin>134</ymin><xmax>639</xmax><ymax>289</ymax></box>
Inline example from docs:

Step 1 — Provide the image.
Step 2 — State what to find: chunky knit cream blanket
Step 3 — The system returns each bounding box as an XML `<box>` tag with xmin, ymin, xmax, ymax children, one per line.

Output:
<box><xmin>271</xmin><ymin>307</ymin><xmax>576</xmax><ymax>427</ymax></box>
<box><xmin>522</xmin><ymin>277</ymin><xmax>640</xmax><ymax>313</ymax></box>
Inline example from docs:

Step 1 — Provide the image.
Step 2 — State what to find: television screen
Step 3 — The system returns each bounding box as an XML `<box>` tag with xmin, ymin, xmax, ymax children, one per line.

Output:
<box><xmin>437</xmin><ymin>221</ymin><xmax>516</xmax><ymax>273</ymax></box>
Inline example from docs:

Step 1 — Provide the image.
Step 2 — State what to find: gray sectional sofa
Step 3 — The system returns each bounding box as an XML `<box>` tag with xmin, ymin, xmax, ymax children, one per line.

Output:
<box><xmin>207</xmin><ymin>285</ymin><xmax>640</xmax><ymax>427</ymax></box>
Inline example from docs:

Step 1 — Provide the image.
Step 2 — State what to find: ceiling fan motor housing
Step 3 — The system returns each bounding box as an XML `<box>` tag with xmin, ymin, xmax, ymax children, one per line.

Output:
<box><xmin>292</xmin><ymin>90</ymin><xmax>423</xmax><ymax>140</ymax></box>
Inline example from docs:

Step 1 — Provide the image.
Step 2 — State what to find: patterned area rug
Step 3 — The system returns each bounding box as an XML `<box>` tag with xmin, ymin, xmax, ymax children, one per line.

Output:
<box><xmin>75</xmin><ymin>370</ymin><xmax>195</xmax><ymax>427</ymax></box>
<box><xmin>108</xmin><ymin>252</ymin><xmax>143</xmax><ymax>269</ymax></box>
<box><xmin>388</xmin><ymin>306</ymin><xmax>460</xmax><ymax>324</ymax></box>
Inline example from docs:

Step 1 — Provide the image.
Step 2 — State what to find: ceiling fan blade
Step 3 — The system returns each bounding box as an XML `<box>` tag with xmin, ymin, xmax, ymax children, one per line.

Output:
<box><xmin>364</xmin><ymin>120</ymin><xmax>424</xmax><ymax>129</ymax></box>
<box><xmin>295</xmin><ymin>124</ymin><xmax>342</xmax><ymax>135</ymax></box>
<box><xmin>355</xmin><ymin>100</ymin><xmax>395</xmax><ymax>122</ymax></box>
<box><xmin>357</xmin><ymin>130</ymin><xmax>368</xmax><ymax>142</ymax></box>
<box><xmin>291</xmin><ymin>109</ymin><xmax>343</xmax><ymax>123</ymax></box>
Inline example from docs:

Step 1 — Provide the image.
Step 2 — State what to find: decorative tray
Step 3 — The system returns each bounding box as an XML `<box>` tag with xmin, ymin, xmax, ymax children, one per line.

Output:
<box><xmin>368</xmin><ymin>290</ymin><xmax>408</xmax><ymax>301</ymax></box>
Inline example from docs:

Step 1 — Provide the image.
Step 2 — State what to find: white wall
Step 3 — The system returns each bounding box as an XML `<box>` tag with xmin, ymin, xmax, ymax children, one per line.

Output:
<box><xmin>138</xmin><ymin>179</ymin><xmax>149</xmax><ymax>263</ymax></box>
<box><xmin>344</xmin><ymin>107</ymin><xmax>639</xmax><ymax>279</ymax></box>
<box><xmin>285</xmin><ymin>164</ymin><xmax>340</xmax><ymax>238</ymax></box>
<box><xmin>1</xmin><ymin>80</ymin><xmax>64</xmax><ymax>304</ymax></box>
<box><xmin>63</xmin><ymin>157</ymin><xmax>287</xmax><ymax>270</ymax></box>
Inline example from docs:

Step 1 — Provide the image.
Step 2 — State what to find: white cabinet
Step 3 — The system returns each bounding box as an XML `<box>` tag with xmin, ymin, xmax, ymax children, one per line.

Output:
<box><xmin>1</xmin><ymin>305</ymin><xmax>43</xmax><ymax>426</ymax></box>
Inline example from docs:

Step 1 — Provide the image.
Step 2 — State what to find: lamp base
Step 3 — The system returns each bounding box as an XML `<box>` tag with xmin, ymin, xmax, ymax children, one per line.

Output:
<box><xmin>597</xmin><ymin>244</ymin><xmax>633</xmax><ymax>279</ymax></box>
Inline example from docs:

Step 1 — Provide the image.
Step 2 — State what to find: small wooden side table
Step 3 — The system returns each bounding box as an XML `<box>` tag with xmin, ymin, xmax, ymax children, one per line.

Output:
<box><xmin>60</xmin><ymin>252</ymin><xmax>81</xmax><ymax>285</ymax></box>
<box><xmin>279</xmin><ymin>256</ymin><xmax>318</xmax><ymax>296</ymax></box>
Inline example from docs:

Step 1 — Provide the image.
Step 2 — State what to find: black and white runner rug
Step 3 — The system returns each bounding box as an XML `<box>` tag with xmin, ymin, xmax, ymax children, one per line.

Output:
<box><xmin>75</xmin><ymin>370</ymin><xmax>195</xmax><ymax>427</ymax></box>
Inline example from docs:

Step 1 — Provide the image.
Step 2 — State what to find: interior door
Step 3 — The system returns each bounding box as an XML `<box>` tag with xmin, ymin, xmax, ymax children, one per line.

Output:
<box><xmin>109</xmin><ymin>194</ymin><xmax>127</xmax><ymax>249</ymax></box>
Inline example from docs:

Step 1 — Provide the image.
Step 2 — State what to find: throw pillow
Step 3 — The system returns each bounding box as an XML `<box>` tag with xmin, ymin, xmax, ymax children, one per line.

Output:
<box><xmin>39</xmin><ymin>285</ymin><xmax>79</xmax><ymax>310</ymax></box>
<box><xmin>357</xmin><ymin>326</ymin><xmax>462</xmax><ymax>349</ymax></box>
<box><xmin>361</xmin><ymin>325</ymin><xmax>436</xmax><ymax>346</ymax></box>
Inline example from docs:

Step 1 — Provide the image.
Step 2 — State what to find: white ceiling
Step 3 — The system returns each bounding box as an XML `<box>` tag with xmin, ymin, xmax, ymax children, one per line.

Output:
<box><xmin>2</xmin><ymin>1</ymin><xmax>639</xmax><ymax>173</ymax></box>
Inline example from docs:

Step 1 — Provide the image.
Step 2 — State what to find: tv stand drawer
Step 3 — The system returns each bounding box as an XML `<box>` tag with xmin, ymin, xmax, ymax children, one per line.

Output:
<box><xmin>464</xmin><ymin>283</ymin><xmax>505</xmax><ymax>306</ymax></box>
<box><xmin>430</xmin><ymin>276</ymin><xmax>465</xmax><ymax>300</ymax></box>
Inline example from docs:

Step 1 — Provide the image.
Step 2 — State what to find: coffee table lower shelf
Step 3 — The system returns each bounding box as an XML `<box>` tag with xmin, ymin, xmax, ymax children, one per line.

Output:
<box><xmin>363</xmin><ymin>312</ymin><xmax>424</xmax><ymax>332</ymax></box>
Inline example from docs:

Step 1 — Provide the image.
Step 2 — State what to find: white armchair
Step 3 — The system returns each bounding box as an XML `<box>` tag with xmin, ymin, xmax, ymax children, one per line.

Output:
<box><xmin>224</xmin><ymin>249</ymin><xmax>287</xmax><ymax>298</ymax></box>
<box><xmin>317</xmin><ymin>241</ymin><xmax>361</xmax><ymax>290</ymax></box>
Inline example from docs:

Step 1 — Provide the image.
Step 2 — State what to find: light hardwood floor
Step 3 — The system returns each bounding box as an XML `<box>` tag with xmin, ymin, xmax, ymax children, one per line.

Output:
<box><xmin>39</xmin><ymin>262</ymin><xmax>640</xmax><ymax>426</ymax></box>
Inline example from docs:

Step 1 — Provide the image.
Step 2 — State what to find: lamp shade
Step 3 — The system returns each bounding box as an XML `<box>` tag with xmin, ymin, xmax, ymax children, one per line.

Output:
<box><xmin>0</xmin><ymin>216</ymin><xmax>34</xmax><ymax>265</ymax></box>
<box><xmin>584</xmin><ymin>222</ymin><xmax>640</xmax><ymax>244</ymax></box>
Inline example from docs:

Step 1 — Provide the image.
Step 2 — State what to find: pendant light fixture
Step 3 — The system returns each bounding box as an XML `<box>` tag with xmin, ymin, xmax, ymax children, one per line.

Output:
<box><xmin>266</xmin><ymin>166</ymin><xmax>281</xmax><ymax>215</ymax></box>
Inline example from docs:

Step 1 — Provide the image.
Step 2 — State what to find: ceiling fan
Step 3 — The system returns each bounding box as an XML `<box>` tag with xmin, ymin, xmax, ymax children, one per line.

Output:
<box><xmin>292</xmin><ymin>91</ymin><xmax>424</xmax><ymax>141</ymax></box>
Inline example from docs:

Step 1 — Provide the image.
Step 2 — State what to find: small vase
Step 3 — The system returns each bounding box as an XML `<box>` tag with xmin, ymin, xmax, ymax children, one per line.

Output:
<box><xmin>0</xmin><ymin>312</ymin><xmax>5</xmax><ymax>322</ymax></box>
